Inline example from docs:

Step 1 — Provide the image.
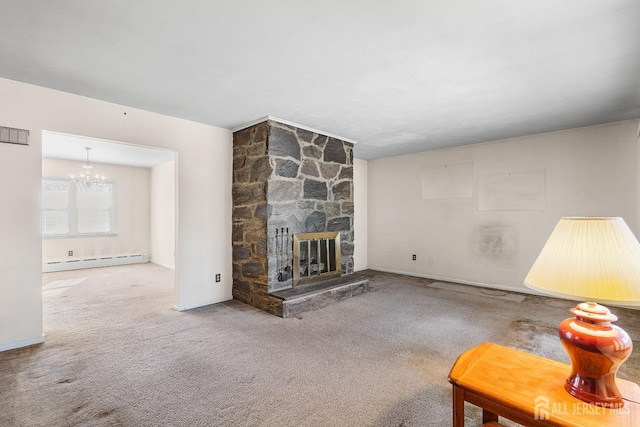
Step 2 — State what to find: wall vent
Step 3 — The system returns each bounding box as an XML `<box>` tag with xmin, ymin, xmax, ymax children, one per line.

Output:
<box><xmin>0</xmin><ymin>126</ymin><xmax>29</xmax><ymax>145</ymax></box>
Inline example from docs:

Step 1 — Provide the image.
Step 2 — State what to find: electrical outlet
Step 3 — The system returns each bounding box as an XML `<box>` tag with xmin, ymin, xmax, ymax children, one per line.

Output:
<box><xmin>412</xmin><ymin>254</ymin><xmax>416</xmax><ymax>261</ymax></box>
<box><xmin>215</xmin><ymin>273</ymin><xmax>221</xmax><ymax>282</ymax></box>
<box><xmin>68</xmin><ymin>250</ymin><xmax>73</xmax><ymax>257</ymax></box>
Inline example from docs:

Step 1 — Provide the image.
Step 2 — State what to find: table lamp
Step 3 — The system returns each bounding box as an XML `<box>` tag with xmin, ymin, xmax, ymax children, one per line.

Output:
<box><xmin>524</xmin><ymin>217</ymin><xmax>640</xmax><ymax>408</ymax></box>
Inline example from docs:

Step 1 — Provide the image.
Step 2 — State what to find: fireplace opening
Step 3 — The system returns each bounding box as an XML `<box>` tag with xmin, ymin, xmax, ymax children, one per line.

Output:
<box><xmin>293</xmin><ymin>231</ymin><xmax>341</xmax><ymax>285</ymax></box>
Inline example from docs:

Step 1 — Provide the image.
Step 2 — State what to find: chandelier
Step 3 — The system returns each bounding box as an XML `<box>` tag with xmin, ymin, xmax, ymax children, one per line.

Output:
<box><xmin>71</xmin><ymin>147</ymin><xmax>105</xmax><ymax>188</ymax></box>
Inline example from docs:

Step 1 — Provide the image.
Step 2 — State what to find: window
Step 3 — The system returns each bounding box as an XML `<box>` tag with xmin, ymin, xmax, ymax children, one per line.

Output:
<box><xmin>42</xmin><ymin>178</ymin><xmax>116</xmax><ymax>237</ymax></box>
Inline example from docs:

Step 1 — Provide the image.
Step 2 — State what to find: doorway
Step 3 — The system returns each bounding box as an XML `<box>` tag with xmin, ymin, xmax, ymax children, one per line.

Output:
<box><xmin>41</xmin><ymin>130</ymin><xmax>178</xmax><ymax>307</ymax></box>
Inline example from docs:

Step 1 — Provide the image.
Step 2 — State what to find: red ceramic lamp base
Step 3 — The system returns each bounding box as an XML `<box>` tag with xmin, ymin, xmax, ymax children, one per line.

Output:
<box><xmin>558</xmin><ymin>302</ymin><xmax>633</xmax><ymax>408</ymax></box>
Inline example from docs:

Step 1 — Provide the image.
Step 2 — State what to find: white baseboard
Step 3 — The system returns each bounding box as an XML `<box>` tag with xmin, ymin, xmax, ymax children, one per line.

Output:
<box><xmin>0</xmin><ymin>336</ymin><xmax>45</xmax><ymax>353</ymax></box>
<box><xmin>173</xmin><ymin>295</ymin><xmax>233</xmax><ymax>311</ymax></box>
<box><xmin>150</xmin><ymin>260</ymin><xmax>175</xmax><ymax>270</ymax></box>
<box><xmin>368</xmin><ymin>267</ymin><xmax>541</xmax><ymax>296</ymax></box>
<box><xmin>43</xmin><ymin>253</ymin><xmax>149</xmax><ymax>272</ymax></box>
<box><xmin>368</xmin><ymin>267</ymin><xmax>640</xmax><ymax>310</ymax></box>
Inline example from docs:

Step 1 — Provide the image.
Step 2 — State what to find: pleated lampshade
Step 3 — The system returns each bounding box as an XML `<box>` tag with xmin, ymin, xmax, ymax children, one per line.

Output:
<box><xmin>524</xmin><ymin>217</ymin><xmax>640</xmax><ymax>305</ymax></box>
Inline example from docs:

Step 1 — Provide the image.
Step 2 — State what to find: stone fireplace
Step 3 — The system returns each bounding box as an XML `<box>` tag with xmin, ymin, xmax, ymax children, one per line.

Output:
<box><xmin>232</xmin><ymin>118</ymin><xmax>355</xmax><ymax>316</ymax></box>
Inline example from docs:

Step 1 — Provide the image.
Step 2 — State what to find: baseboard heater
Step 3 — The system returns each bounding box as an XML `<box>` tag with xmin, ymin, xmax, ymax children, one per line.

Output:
<box><xmin>43</xmin><ymin>253</ymin><xmax>149</xmax><ymax>273</ymax></box>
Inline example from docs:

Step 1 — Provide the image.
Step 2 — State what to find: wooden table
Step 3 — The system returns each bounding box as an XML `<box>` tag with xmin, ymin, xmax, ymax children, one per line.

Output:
<box><xmin>448</xmin><ymin>342</ymin><xmax>640</xmax><ymax>426</ymax></box>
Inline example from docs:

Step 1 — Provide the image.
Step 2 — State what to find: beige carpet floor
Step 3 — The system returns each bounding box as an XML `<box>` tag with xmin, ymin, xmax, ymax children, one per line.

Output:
<box><xmin>1</xmin><ymin>263</ymin><xmax>639</xmax><ymax>426</ymax></box>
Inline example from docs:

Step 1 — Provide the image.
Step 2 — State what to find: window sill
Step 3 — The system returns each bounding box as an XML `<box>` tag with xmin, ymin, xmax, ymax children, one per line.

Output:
<box><xmin>43</xmin><ymin>233</ymin><xmax>118</xmax><ymax>240</ymax></box>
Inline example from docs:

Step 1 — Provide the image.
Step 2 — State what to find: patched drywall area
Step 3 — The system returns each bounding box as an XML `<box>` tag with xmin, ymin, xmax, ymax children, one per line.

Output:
<box><xmin>367</xmin><ymin>120</ymin><xmax>640</xmax><ymax>292</ymax></box>
<box><xmin>470</xmin><ymin>225</ymin><xmax>517</xmax><ymax>267</ymax></box>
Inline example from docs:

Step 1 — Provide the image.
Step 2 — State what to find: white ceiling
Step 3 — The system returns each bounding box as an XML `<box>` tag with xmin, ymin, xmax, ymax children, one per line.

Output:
<box><xmin>2</xmin><ymin>1</ymin><xmax>639</xmax><ymax>160</ymax></box>
<box><xmin>42</xmin><ymin>131</ymin><xmax>175</xmax><ymax>168</ymax></box>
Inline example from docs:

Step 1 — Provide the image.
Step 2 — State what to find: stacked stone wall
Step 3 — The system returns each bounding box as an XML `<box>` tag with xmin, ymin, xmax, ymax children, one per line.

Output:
<box><xmin>231</xmin><ymin>122</ymin><xmax>280</xmax><ymax>313</ymax></box>
<box><xmin>266</xmin><ymin>121</ymin><xmax>354</xmax><ymax>290</ymax></box>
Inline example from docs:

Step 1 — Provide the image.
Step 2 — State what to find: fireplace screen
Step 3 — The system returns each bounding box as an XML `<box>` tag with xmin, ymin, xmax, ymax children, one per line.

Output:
<box><xmin>293</xmin><ymin>231</ymin><xmax>341</xmax><ymax>284</ymax></box>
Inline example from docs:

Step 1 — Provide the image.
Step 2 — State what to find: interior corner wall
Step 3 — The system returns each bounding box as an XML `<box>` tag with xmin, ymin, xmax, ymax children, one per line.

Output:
<box><xmin>637</xmin><ymin>120</ymin><xmax>640</xmax><ymax>234</ymax></box>
<box><xmin>0</xmin><ymin>77</ymin><xmax>232</xmax><ymax>351</ymax></box>
<box><xmin>42</xmin><ymin>157</ymin><xmax>151</xmax><ymax>262</ymax></box>
<box><xmin>150</xmin><ymin>160</ymin><xmax>176</xmax><ymax>269</ymax></box>
<box><xmin>353</xmin><ymin>158</ymin><xmax>368</xmax><ymax>271</ymax></box>
<box><xmin>367</xmin><ymin>120</ymin><xmax>640</xmax><ymax>293</ymax></box>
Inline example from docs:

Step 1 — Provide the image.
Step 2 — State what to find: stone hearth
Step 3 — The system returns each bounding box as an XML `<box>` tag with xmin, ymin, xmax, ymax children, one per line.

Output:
<box><xmin>232</xmin><ymin>118</ymin><xmax>364</xmax><ymax>316</ymax></box>
<box><xmin>271</xmin><ymin>273</ymin><xmax>370</xmax><ymax>318</ymax></box>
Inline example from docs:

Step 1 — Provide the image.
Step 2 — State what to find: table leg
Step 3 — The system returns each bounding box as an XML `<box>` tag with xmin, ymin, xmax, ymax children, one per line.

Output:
<box><xmin>482</xmin><ymin>409</ymin><xmax>499</xmax><ymax>423</ymax></box>
<box><xmin>452</xmin><ymin>385</ymin><xmax>465</xmax><ymax>427</ymax></box>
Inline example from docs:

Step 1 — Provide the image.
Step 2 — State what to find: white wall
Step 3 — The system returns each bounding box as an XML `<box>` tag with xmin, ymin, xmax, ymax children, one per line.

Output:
<box><xmin>0</xmin><ymin>126</ymin><xmax>42</xmax><ymax>351</ymax></box>
<box><xmin>42</xmin><ymin>157</ymin><xmax>151</xmax><ymax>261</ymax></box>
<box><xmin>368</xmin><ymin>120</ymin><xmax>640</xmax><ymax>293</ymax></box>
<box><xmin>0</xmin><ymin>77</ymin><xmax>232</xmax><ymax>351</ymax></box>
<box><xmin>150</xmin><ymin>160</ymin><xmax>176</xmax><ymax>269</ymax></box>
<box><xmin>353</xmin><ymin>158</ymin><xmax>368</xmax><ymax>271</ymax></box>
